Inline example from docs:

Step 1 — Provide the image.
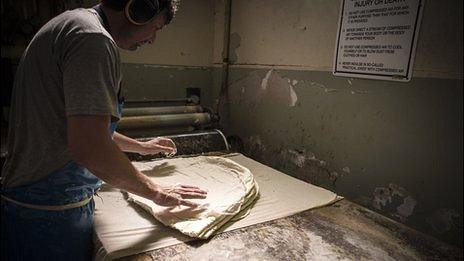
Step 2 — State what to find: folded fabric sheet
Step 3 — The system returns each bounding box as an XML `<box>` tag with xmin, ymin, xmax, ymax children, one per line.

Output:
<box><xmin>93</xmin><ymin>154</ymin><xmax>342</xmax><ymax>260</ymax></box>
<box><xmin>128</xmin><ymin>156</ymin><xmax>260</xmax><ymax>239</ymax></box>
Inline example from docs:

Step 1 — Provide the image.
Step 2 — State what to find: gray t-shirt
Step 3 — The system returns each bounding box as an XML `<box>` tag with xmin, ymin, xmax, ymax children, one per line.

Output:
<box><xmin>1</xmin><ymin>8</ymin><xmax>121</xmax><ymax>188</ymax></box>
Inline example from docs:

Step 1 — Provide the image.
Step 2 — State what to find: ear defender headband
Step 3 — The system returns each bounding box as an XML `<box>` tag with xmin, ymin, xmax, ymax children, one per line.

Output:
<box><xmin>125</xmin><ymin>0</ymin><xmax>160</xmax><ymax>25</ymax></box>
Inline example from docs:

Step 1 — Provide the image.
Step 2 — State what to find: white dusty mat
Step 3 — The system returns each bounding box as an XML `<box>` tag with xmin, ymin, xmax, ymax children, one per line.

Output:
<box><xmin>93</xmin><ymin>154</ymin><xmax>342</xmax><ymax>260</ymax></box>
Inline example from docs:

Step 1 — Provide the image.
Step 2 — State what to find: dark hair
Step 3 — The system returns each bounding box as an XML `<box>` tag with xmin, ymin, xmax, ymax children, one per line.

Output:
<box><xmin>101</xmin><ymin>0</ymin><xmax>179</xmax><ymax>24</ymax></box>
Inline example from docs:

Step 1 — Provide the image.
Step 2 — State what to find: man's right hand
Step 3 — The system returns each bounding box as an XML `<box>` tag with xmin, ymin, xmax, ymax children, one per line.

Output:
<box><xmin>153</xmin><ymin>184</ymin><xmax>207</xmax><ymax>207</ymax></box>
<box><xmin>68</xmin><ymin>115</ymin><xmax>207</xmax><ymax>208</ymax></box>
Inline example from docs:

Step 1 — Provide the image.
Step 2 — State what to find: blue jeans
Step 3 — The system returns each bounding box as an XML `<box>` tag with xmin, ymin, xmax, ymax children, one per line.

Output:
<box><xmin>1</xmin><ymin>102</ymin><xmax>123</xmax><ymax>260</ymax></box>
<box><xmin>1</xmin><ymin>161</ymin><xmax>102</xmax><ymax>261</ymax></box>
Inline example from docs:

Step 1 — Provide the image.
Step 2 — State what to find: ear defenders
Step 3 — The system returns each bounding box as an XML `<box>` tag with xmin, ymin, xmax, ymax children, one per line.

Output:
<box><xmin>125</xmin><ymin>0</ymin><xmax>160</xmax><ymax>25</ymax></box>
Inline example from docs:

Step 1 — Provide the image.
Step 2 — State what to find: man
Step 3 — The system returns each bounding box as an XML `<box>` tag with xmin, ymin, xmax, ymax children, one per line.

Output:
<box><xmin>1</xmin><ymin>0</ymin><xmax>207</xmax><ymax>260</ymax></box>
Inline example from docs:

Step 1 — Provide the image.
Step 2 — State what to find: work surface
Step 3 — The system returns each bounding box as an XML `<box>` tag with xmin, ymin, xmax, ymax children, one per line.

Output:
<box><xmin>93</xmin><ymin>152</ymin><xmax>463</xmax><ymax>260</ymax></box>
<box><xmin>93</xmin><ymin>154</ymin><xmax>341</xmax><ymax>259</ymax></box>
<box><xmin>116</xmin><ymin>199</ymin><xmax>462</xmax><ymax>261</ymax></box>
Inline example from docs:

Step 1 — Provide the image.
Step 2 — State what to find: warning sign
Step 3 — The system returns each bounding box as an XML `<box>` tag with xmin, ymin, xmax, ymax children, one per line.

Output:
<box><xmin>333</xmin><ymin>0</ymin><xmax>424</xmax><ymax>82</ymax></box>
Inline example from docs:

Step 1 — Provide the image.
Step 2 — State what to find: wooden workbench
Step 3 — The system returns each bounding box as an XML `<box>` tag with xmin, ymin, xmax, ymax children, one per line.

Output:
<box><xmin>117</xmin><ymin>199</ymin><xmax>462</xmax><ymax>260</ymax></box>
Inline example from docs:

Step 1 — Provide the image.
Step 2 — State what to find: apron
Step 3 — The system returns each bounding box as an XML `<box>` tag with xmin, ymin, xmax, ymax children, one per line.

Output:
<box><xmin>1</xmin><ymin>101</ymin><xmax>123</xmax><ymax>261</ymax></box>
<box><xmin>1</xmin><ymin>5</ymin><xmax>123</xmax><ymax>253</ymax></box>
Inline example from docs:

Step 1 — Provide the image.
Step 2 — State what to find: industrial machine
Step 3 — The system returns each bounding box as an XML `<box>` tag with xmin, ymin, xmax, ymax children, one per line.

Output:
<box><xmin>117</xmin><ymin>99</ymin><xmax>230</xmax><ymax>160</ymax></box>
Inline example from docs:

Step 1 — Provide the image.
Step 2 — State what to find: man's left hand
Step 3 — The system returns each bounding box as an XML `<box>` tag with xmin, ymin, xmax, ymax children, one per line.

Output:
<box><xmin>138</xmin><ymin>137</ymin><xmax>177</xmax><ymax>156</ymax></box>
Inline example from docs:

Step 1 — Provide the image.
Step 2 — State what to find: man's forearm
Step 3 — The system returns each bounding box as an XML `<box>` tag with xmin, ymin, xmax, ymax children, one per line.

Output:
<box><xmin>113</xmin><ymin>132</ymin><xmax>177</xmax><ymax>156</ymax></box>
<box><xmin>68</xmin><ymin>119</ymin><xmax>158</xmax><ymax>200</ymax></box>
<box><xmin>68</xmin><ymin>115</ymin><xmax>205</xmax><ymax>207</ymax></box>
<box><xmin>113</xmin><ymin>131</ymin><xmax>143</xmax><ymax>153</ymax></box>
<box><xmin>74</xmin><ymin>136</ymin><xmax>158</xmax><ymax>199</ymax></box>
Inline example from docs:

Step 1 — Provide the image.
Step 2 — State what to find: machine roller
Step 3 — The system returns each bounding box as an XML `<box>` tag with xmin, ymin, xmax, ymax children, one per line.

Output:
<box><xmin>117</xmin><ymin>105</ymin><xmax>228</xmax><ymax>158</ymax></box>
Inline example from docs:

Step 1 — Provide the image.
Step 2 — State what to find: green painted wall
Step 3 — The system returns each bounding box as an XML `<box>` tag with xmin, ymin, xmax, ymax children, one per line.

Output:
<box><xmin>220</xmin><ymin>67</ymin><xmax>463</xmax><ymax>246</ymax></box>
<box><xmin>121</xmin><ymin>64</ymin><xmax>214</xmax><ymax>108</ymax></box>
<box><xmin>204</xmin><ymin>0</ymin><xmax>464</xmax><ymax>247</ymax></box>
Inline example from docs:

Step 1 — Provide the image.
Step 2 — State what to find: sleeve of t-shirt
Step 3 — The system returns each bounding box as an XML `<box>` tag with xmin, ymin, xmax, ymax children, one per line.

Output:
<box><xmin>62</xmin><ymin>33</ymin><xmax>120</xmax><ymax>120</ymax></box>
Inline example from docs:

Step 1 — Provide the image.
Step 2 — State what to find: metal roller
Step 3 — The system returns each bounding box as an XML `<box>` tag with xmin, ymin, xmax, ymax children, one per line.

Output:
<box><xmin>118</xmin><ymin>126</ymin><xmax>196</xmax><ymax>138</ymax></box>
<box><xmin>122</xmin><ymin>105</ymin><xmax>203</xmax><ymax>117</ymax></box>
<box><xmin>117</xmin><ymin>113</ymin><xmax>211</xmax><ymax>130</ymax></box>
<box><xmin>165</xmin><ymin>130</ymin><xmax>230</xmax><ymax>154</ymax></box>
<box><xmin>126</xmin><ymin>129</ymin><xmax>230</xmax><ymax>161</ymax></box>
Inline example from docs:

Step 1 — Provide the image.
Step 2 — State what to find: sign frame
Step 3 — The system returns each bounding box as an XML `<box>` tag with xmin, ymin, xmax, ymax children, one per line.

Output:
<box><xmin>333</xmin><ymin>0</ymin><xmax>425</xmax><ymax>82</ymax></box>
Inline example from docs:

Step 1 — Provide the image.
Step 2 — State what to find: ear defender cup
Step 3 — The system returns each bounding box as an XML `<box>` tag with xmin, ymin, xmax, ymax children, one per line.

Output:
<box><xmin>125</xmin><ymin>0</ymin><xmax>160</xmax><ymax>25</ymax></box>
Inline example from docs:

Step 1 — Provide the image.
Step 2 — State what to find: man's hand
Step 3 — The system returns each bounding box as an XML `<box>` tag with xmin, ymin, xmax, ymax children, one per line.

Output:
<box><xmin>139</xmin><ymin>137</ymin><xmax>177</xmax><ymax>156</ymax></box>
<box><xmin>68</xmin><ymin>118</ymin><xmax>203</xmax><ymax>208</ymax></box>
<box><xmin>153</xmin><ymin>184</ymin><xmax>207</xmax><ymax>207</ymax></box>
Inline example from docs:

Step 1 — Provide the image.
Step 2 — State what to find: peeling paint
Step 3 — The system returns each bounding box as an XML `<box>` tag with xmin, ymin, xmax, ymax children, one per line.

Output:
<box><xmin>395</xmin><ymin>196</ymin><xmax>417</xmax><ymax>221</ymax></box>
<box><xmin>389</xmin><ymin>183</ymin><xmax>407</xmax><ymax>198</ymax></box>
<box><xmin>240</xmin><ymin>135</ymin><xmax>347</xmax><ymax>188</ymax></box>
<box><xmin>289</xmin><ymin>86</ymin><xmax>298</xmax><ymax>106</ymax></box>
<box><xmin>324</xmin><ymin>88</ymin><xmax>339</xmax><ymax>93</ymax></box>
<box><xmin>292</xmin><ymin>79</ymin><xmax>299</xmax><ymax>86</ymax></box>
<box><xmin>287</xmin><ymin>150</ymin><xmax>307</xmax><ymax>168</ymax></box>
<box><xmin>286</xmin><ymin>149</ymin><xmax>327</xmax><ymax>168</ymax></box>
<box><xmin>309</xmin><ymin>82</ymin><xmax>326</xmax><ymax>89</ymax></box>
<box><xmin>224</xmin><ymin>66</ymin><xmax>463</xmax><ymax>246</ymax></box>
<box><xmin>261</xmin><ymin>70</ymin><xmax>298</xmax><ymax>107</ymax></box>
<box><xmin>350</xmin><ymin>90</ymin><xmax>370</xmax><ymax>95</ymax></box>
<box><xmin>230</xmin><ymin>70</ymin><xmax>298</xmax><ymax>107</ymax></box>
<box><xmin>261</xmin><ymin>69</ymin><xmax>273</xmax><ymax>90</ymax></box>
<box><xmin>372</xmin><ymin>187</ymin><xmax>392</xmax><ymax>210</ymax></box>
<box><xmin>426</xmin><ymin>209</ymin><xmax>461</xmax><ymax>234</ymax></box>
<box><xmin>372</xmin><ymin>183</ymin><xmax>417</xmax><ymax>221</ymax></box>
<box><xmin>342</xmin><ymin>166</ymin><xmax>351</xmax><ymax>174</ymax></box>
<box><xmin>329</xmin><ymin>171</ymin><xmax>340</xmax><ymax>184</ymax></box>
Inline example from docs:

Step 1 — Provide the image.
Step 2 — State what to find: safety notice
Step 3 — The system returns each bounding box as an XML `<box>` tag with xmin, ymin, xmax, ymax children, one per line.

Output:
<box><xmin>333</xmin><ymin>0</ymin><xmax>424</xmax><ymax>82</ymax></box>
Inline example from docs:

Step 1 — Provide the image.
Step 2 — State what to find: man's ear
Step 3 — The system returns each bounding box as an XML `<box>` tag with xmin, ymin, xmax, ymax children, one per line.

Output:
<box><xmin>125</xmin><ymin>0</ymin><xmax>160</xmax><ymax>25</ymax></box>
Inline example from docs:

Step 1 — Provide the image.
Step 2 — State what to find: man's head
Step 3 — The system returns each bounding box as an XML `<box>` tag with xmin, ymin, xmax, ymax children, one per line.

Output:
<box><xmin>101</xmin><ymin>0</ymin><xmax>180</xmax><ymax>50</ymax></box>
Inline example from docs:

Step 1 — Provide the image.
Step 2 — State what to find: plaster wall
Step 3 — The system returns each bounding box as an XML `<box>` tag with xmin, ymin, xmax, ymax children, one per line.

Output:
<box><xmin>215</xmin><ymin>0</ymin><xmax>463</xmax><ymax>246</ymax></box>
<box><xmin>215</xmin><ymin>0</ymin><xmax>463</xmax><ymax>79</ymax></box>
<box><xmin>119</xmin><ymin>0</ymin><xmax>216</xmax><ymax>106</ymax></box>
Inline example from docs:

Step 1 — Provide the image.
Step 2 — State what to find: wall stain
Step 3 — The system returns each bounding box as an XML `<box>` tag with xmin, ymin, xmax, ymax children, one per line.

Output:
<box><xmin>261</xmin><ymin>70</ymin><xmax>298</xmax><ymax>107</ymax></box>
<box><xmin>372</xmin><ymin>183</ymin><xmax>417</xmax><ymax>222</ymax></box>
<box><xmin>223</xmin><ymin>67</ymin><xmax>463</xmax><ymax>246</ymax></box>
<box><xmin>351</xmin><ymin>90</ymin><xmax>370</xmax><ymax>95</ymax></box>
<box><xmin>426</xmin><ymin>209</ymin><xmax>461</xmax><ymax>234</ymax></box>
<box><xmin>309</xmin><ymin>81</ymin><xmax>326</xmax><ymax>89</ymax></box>
<box><xmin>241</xmin><ymin>136</ymin><xmax>343</xmax><ymax>188</ymax></box>
<box><xmin>261</xmin><ymin>69</ymin><xmax>273</xmax><ymax>90</ymax></box>
<box><xmin>324</xmin><ymin>88</ymin><xmax>339</xmax><ymax>93</ymax></box>
<box><xmin>229</xmin><ymin>71</ymin><xmax>263</xmax><ymax>105</ymax></box>
<box><xmin>342</xmin><ymin>166</ymin><xmax>351</xmax><ymax>174</ymax></box>
<box><xmin>230</xmin><ymin>70</ymin><xmax>298</xmax><ymax>107</ymax></box>
<box><xmin>228</xmin><ymin>32</ymin><xmax>242</xmax><ymax>63</ymax></box>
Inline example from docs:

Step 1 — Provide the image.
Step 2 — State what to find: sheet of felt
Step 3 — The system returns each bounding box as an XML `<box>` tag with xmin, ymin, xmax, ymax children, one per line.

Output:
<box><xmin>93</xmin><ymin>153</ymin><xmax>341</xmax><ymax>261</ymax></box>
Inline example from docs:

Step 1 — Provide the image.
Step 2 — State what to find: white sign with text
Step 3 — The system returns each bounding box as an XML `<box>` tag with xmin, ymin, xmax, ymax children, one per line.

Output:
<box><xmin>333</xmin><ymin>0</ymin><xmax>424</xmax><ymax>82</ymax></box>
